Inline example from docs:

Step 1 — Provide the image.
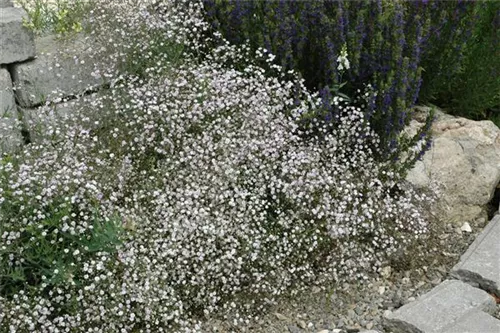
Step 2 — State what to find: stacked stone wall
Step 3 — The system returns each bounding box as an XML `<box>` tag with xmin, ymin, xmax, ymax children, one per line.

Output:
<box><xmin>0</xmin><ymin>2</ymin><xmax>106</xmax><ymax>154</ymax></box>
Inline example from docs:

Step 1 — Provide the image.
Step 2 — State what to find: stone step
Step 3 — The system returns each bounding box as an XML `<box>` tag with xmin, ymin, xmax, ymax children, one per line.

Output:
<box><xmin>11</xmin><ymin>34</ymin><xmax>107</xmax><ymax>107</ymax></box>
<box><xmin>441</xmin><ymin>309</ymin><xmax>500</xmax><ymax>333</ymax></box>
<box><xmin>383</xmin><ymin>279</ymin><xmax>496</xmax><ymax>333</ymax></box>
<box><xmin>0</xmin><ymin>6</ymin><xmax>35</xmax><ymax>64</ymax></box>
<box><xmin>0</xmin><ymin>67</ymin><xmax>23</xmax><ymax>154</ymax></box>
<box><xmin>451</xmin><ymin>214</ymin><xmax>500</xmax><ymax>297</ymax></box>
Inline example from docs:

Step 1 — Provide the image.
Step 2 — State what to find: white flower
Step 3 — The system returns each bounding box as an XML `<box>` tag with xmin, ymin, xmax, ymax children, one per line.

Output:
<box><xmin>337</xmin><ymin>43</ymin><xmax>350</xmax><ymax>71</ymax></box>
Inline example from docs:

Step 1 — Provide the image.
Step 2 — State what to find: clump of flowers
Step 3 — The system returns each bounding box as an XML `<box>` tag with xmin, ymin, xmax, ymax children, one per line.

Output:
<box><xmin>1</xmin><ymin>1</ymin><xmax>435</xmax><ymax>331</ymax></box>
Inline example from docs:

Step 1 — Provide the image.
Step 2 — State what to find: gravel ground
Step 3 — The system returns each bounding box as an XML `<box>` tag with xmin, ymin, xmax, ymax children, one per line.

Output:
<box><xmin>199</xmin><ymin>213</ymin><xmax>498</xmax><ymax>333</ymax></box>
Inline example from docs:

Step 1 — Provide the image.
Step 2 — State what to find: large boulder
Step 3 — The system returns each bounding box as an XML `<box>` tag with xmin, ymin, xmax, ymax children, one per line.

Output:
<box><xmin>405</xmin><ymin>106</ymin><xmax>500</xmax><ymax>225</ymax></box>
<box><xmin>0</xmin><ymin>6</ymin><xmax>35</xmax><ymax>64</ymax></box>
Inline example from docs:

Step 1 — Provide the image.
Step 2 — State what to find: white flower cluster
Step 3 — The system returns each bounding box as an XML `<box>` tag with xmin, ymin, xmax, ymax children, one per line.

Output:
<box><xmin>337</xmin><ymin>43</ymin><xmax>350</xmax><ymax>72</ymax></box>
<box><xmin>0</xmin><ymin>1</ymin><xmax>433</xmax><ymax>331</ymax></box>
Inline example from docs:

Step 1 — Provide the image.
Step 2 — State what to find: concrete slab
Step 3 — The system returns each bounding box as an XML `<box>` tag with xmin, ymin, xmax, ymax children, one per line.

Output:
<box><xmin>0</xmin><ymin>7</ymin><xmax>35</xmax><ymax>64</ymax></box>
<box><xmin>12</xmin><ymin>34</ymin><xmax>107</xmax><ymax>107</ymax></box>
<box><xmin>442</xmin><ymin>309</ymin><xmax>500</xmax><ymax>333</ymax></box>
<box><xmin>383</xmin><ymin>279</ymin><xmax>496</xmax><ymax>333</ymax></box>
<box><xmin>451</xmin><ymin>214</ymin><xmax>500</xmax><ymax>297</ymax></box>
<box><xmin>0</xmin><ymin>67</ymin><xmax>22</xmax><ymax>153</ymax></box>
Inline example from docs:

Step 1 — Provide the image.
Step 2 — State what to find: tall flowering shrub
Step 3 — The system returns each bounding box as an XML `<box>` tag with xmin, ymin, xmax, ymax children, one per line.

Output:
<box><xmin>0</xmin><ymin>0</ymin><xmax>435</xmax><ymax>331</ymax></box>
<box><xmin>419</xmin><ymin>1</ymin><xmax>500</xmax><ymax>123</ymax></box>
<box><xmin>202</xmin><ymin>0</ymin><xmax>478</xmax><ymax>163</ymax></box>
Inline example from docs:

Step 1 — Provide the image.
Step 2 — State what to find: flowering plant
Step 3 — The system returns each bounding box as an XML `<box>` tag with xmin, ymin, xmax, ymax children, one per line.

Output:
<box><xmin>0</xmin><ymin>1</ymin><xmax>436</xmax><ymax>331</ymax></box>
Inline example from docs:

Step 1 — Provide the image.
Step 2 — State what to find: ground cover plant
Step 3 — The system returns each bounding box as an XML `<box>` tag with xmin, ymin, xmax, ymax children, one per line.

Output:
<box><xmin>2</xmin><ymin>0</ymin><xmax>441</xmax><ymax>331</ymax></box>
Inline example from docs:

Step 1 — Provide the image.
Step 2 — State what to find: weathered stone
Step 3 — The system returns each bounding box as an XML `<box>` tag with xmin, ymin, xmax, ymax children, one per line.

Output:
<box><xmin>383</xmin><ymin>279</ymin><xmax>496</xmax><ymax>333</ymax></box>
<box><xmin>0</xmin><ymin>7</ymin><xmax>35</xmax><ymax>64</ymax></box>
<box><xmin>460</xmin><ymin>221</ymin><xmax>472</xmax><ymax>233</ymax></box>
<box><xmin>12</xmin><ymin>34</ymin><xmax>107</xmax><ymax>107</ymax></box>
<box><xmin>405</xmin><ymin>106</ymin><xmax>500</xmax><ymax>225</ymax></box>
<box><xmin>20</xmin><ymin>92</ymin><xmax>99</xmax><ymax>143</ymax></box>
<box><xmin>0</xmin><ymin>0</ymin><xmax>13</xmax><ymax>8</ymax></box>
<box><xmin>451</xmin><ymin>214</ymin><xmax>500</xmax><ymax>297</ymax></box>
<box><xmin>0</xmin><ymin>67</ymin><xmax>22</xmax><ymax>154</ymax></box>
<box><xmin>441</xmin><ymin>309</ymin><xmax>500</xmax><ymax>333</ymax></box>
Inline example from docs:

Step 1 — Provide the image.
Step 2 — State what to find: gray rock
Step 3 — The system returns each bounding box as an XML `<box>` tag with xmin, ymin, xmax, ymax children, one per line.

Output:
<box><xmin>0</xmin><ymin>0</ymin><xmax>13</xmax><ymax>8</ymax></box>
<box><xmin>441</xmin><ymin>309</ymin><xmax>500</xmax><ymax>333</ymax></box>
<box><xmin>451</xmin><ymin>214</ymin><xmax>500</xmax><ymax>297</ymax></box>
<box><xmin>383</xmin><ymin>279</ymin><xmax>496</xmax><ymax>333</ymax></box>
<box><xmin>405</xmin><ymin>106</ymin><xmax>500</xmax><ymax>225</ymax></box>
<box><xmin>0</xmin><ymin>68</ymin><xmax>22</xmax><ymax>153</ymax></box>
<box><xmin>20</xmin><ymin>92</ymin><xmax>99</xmax><ymax>143</ymax></box>
<box><xmin>287</xmin><ymin>324</ymin><xmax>302</xmax><ymax>333</ymax></box>
<box><xmin>274</xmin><ymin>312</ymin><xmax>290</xmax><ymax>321</ymax></box>
<box><xmin>0</xmin><ymin>7</ymin><xmax>35</xmax><ymax>64</ymax></box>
<box><xmin>12</xmin><ymin>34</ymin><xmax>107</xmax><ymax>107</ymax></box>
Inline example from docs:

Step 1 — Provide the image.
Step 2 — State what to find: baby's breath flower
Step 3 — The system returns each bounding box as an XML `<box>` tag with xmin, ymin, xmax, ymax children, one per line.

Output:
<box><xmin>0</xmin><ymin>1</ymin><xmax>434</xmax><ymax>332</ymax></box>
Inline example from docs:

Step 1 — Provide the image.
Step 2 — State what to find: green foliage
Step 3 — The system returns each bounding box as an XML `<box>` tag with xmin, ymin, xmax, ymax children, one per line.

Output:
<box><xmin>419</xmin><ymin>1</ymin><xmax>500</xmax><ymax>126</ymax></box>
<box><xmin>16</xmin><ymin>0</ymin><xmax>95</xmax><ymax>37</ymax></box>
<box><xmin>0</xmin><ymin>155</ymin><xmax>125</xmax><ymax>305</ymax></box>
<box><xmin>0</xmin><ymin>207</ymin><xmax>123</xmax><ymax>299</ymax></box>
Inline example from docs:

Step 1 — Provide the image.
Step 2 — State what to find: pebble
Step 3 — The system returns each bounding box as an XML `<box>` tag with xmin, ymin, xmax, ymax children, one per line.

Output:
<box><xmin>355</xmin><ymin>307</ymin><xmax>364</xmax><ymax>316</ymax></box>
<box><xmin>275</xmin><ymin>312</ymin><xmax>289</xmax><ymax>321</ymax></box>
<box><xmin>407</xmin><ymin>296</ymin><xmax>416</xmax><ymax>303</ymax></box>
<box><xmin>287</xmin><ymin>325</ymin><xmax>301</xmax><ymax>333</ymax></box>
<box><xmin>431</xmin><ymin>277</ymin><xmax>442</xmax><ymax>285</ymax></box>
<box><xmin>415</xmin><ymin>281</ymin><xmax>426</xmax><ymax>288</ymax></box>
<box><xmin>438</xmin><ymin>233</ymin><xmax>449</xmax><ymax>240</ymax></box>
<box><xmin>461</xmin><ymin>222</ymin><xmax>472</xmax><ymax>233</ymax></box>
<box><xmin>381</xmin><ymin>266</ymin><xmax>392</xmax><ymax>278</ymax></box>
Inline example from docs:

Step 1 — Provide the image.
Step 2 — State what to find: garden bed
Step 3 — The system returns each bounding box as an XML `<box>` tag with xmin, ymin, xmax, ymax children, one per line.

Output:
<box><xmin>1</xmin><ymin>1</ymin><xmax>499</xmax><ymax>332</ymax></box>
